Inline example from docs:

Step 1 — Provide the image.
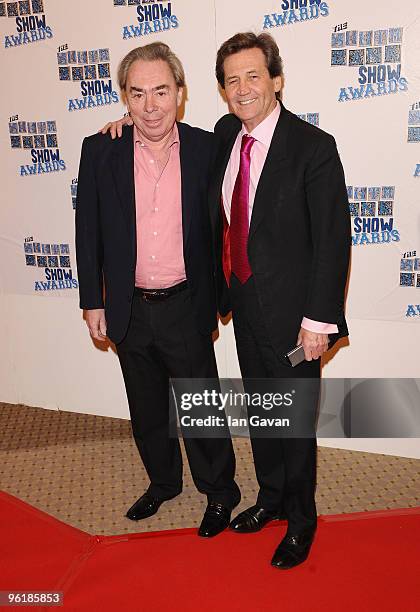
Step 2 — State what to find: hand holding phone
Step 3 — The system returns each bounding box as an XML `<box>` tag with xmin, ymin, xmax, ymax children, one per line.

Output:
<box><xmin>284</xmin><ymin>344</ymin><xmax>306</xmax><ymax>367</ymax></box>
<box><xmin>285</xmin><ymin>338</ymin><xmax>331</xmax><ymax>367</ymax></box>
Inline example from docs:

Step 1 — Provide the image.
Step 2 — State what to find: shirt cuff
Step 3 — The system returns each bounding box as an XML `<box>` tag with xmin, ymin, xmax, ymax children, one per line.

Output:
<box><xmin>301</xmin><ymin>317</ymin><xmax>338</xmax><ymax>334</ymax></box>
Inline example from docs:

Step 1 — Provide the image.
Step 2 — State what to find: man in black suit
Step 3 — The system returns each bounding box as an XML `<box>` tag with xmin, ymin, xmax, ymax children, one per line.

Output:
<box><xmin>76</xmin><ymin>42</ymin><xmax>240</xmax><ymax>537</ymax></box>
<box><xmin>210</xmin><ymin>32</ymin><xmax>351</xmax><ymax>568</ymax></box>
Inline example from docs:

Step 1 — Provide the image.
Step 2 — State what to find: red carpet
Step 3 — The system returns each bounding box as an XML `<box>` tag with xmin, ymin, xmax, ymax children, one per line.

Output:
<box><xmin>1</xmin><ymin>491</ymin><xmax>419</xmax><ymax>612</ymax></box>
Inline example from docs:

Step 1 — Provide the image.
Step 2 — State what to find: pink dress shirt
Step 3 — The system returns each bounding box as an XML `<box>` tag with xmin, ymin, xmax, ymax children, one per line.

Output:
<box><xmin>134</xmin><ymin>124</ymin><xmax>186</xmax><ymax>289</ymax></box>
<box><xmin>222</xmin><ymin>103</ymin><xmax>338</xmax><ymax>335</ymax></box>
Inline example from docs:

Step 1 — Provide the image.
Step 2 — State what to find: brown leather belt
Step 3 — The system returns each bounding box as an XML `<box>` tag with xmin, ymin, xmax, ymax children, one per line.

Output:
<box><xmin>134</xmin><ymin>280</ymin><xmax>188</xmax><ymax>302</ymax></box>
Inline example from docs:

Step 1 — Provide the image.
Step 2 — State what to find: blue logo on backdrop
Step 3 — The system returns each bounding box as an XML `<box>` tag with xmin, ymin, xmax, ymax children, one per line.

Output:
<box><xmin>23</xmin><ymin>237</ymin><xmax>79</xmax><ymax>292</ymax></box>
<box><xmin>348</xmin><ymin>185</ymin><xmax>400</xmax><ymax>246</ymax></box>
<box><xmin>405</xmin><ymin>304</ymin><xmax>420</xmax><ymax>318</ymax></box>
<box><xmin>114</xmin><ymin>0</ymin><xmax>179</xmax><ymax>41</ymax></box>
<box><xmin>331</xmin><ymin>24</ymin><xmax>408</xmax><ymax>102</ymax></box>
<box><xmin>263</xmin><ymin>0</ymin><xmax>329</xmax><ymax>29</ymax></box>
<box><xmin>2</xmin><ymin>0</ymin><xmax>53</xmax><ymax>48</ymax></box>
<box><xmin>408</xmin><ymin>102</ymin><xmax>420</xmax><ymax>143</ymax></box>
<box><xmin>9</xmin><ymin>115</ymin><xmax>66</xmax><ymax>176</ymax></box>
<box><xmin>71</xmin><ymin>179</ymin><xmax>77</xmax><ymax>209</ymax></box>
<box><xmin>57</xmin><ymin>45</ymin><xmax>119</xmax><ymax>112</ymax></box>
<box><xmin>400</xmin><ymin>251</ymin><xmax>420</xmax><ymax>317</ymax></box>
<box><xmin>296</xmin><ymin>112</ymin><xmax>319</xmax><ymax>127</ymax></box>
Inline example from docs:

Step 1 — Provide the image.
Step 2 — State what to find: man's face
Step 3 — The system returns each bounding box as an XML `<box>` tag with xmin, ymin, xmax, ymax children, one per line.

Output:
<box><xmin>125</xmin><ymin>59</ymin><xmax>183</xmax><ymax>143</ymax></box>
<box><xmin>223</xmin><ymin>47</ymin><xmax>281</xmax><ymax>132</ymax></box>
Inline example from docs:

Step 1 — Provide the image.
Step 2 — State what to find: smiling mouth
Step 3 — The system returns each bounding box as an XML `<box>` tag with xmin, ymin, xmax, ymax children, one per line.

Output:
<box><xmin>238</xmin><ymin>98</ymin><xmax>257</xmax><ymax>106</ymax></box>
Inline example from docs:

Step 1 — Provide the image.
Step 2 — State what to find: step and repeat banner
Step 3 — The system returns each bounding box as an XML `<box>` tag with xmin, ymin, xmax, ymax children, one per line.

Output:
<box><xmin>0</xmin><ymin>0</ymin><xmax>419</xmax><ymax>406</ymax></box>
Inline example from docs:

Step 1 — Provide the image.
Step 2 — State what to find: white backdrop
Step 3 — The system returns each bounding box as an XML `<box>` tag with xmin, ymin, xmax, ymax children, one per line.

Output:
<box><xmin>1</xmin><ymin>0</ymin><xmax>419</xmax><ymax>458</ymax></box>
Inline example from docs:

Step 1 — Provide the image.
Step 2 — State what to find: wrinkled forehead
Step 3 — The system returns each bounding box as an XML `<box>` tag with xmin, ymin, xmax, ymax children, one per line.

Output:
<box><xmin>126</xmin><ymin>58</ymin><xmax>177</xmax><ymax>90</ymax></box>
<box><xmin>223</xmin><ymin>47</ymin><xmax>269</xmax><ymax>78</ymax></box>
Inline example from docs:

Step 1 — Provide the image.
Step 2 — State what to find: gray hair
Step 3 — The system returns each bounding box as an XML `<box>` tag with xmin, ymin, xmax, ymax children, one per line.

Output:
<box><xmin>118</xmin><ymin>42</ymin><xmax>185</xmax><ymax>101</ymax></box>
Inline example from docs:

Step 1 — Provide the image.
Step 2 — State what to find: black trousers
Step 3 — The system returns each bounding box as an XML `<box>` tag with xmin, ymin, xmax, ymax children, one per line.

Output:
<box><xmin>230</xmin><ymin>275</ymin><xmax>319</xmax><ymax>534</ymax></box>
<box><xmin>116</xmin><ymin>287</ymin><xmax>240</xmax><ymax>509</ymax></box>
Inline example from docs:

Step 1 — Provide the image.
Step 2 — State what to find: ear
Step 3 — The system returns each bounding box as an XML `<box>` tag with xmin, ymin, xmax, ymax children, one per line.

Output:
<box><xmin>273</xmin><ymin>76</ymin><xmax>282</xmax><ymax>93</ymax></box>
<box><xmin>176</xmin><ymin>87</ymin><xmax>184</xmax><ymax>107</ymax></box>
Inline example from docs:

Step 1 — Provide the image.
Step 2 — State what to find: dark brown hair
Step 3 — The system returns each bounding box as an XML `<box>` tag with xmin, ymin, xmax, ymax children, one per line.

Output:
<box><xmin>216</xmin><ymin>32</ymin><xmax>283</xmax><ymax>100</ymax></box>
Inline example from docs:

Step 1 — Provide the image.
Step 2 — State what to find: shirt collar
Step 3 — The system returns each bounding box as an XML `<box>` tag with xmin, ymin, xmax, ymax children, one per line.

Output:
<box><xmin>134</xmin><ymin>122</ymin><xmax>179</xmax><ymax>148</ymax></box>
<box><xmin>241</xmin><ymin>101</ymin><xmax>281</xmax><ymax>147</ymax></box>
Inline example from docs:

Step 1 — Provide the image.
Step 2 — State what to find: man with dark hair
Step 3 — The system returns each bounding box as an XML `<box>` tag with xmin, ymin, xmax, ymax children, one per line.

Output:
<box><xmin>210</xmin><ymin>32</ymin><xmax>350</xmax><ymax>568</ymax></box>
<box><xmin>76</xmin><ymin>42</ymin><xmax>240</xmax><ymax>538</ymax></box>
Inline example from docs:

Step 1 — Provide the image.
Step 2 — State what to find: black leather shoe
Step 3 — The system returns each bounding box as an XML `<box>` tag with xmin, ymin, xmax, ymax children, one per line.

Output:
<box><xmin>230</xmin><ymin>505</ymin><xmax>283</xmax><ymax>533</ymax></box>
<box><xmin>126</xmin><ymin>493</ymin><xmax>166</xmax><ymax>521</ymax></box>
<box><xmin>198</xmin><ymin>502</ymin><xmax>231</xmax><ymax>538</ymax></box>
<box><xmin>271</xmin><ymin>529</ymin><xmax>316</xmax><ymax>570</ymax></box>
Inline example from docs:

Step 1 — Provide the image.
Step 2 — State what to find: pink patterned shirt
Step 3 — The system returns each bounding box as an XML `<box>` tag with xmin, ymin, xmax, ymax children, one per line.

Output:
<box><xmin>134</xmin><ymin>124</ymin><xmax>186</xmax><ymax>289</ymax></box>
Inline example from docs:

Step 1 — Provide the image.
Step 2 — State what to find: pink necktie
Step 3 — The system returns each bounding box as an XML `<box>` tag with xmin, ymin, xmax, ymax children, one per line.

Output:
<box><xmin>230</xmin><ymin>134</ymin><xmax>255</xmax><ymax>284</ymax></box>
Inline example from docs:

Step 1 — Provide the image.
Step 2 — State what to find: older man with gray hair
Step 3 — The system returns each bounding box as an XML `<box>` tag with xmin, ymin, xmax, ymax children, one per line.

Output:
<box><xmin>76</xmin><ymin>42</ymin><xmax>240</xmax><ymax>538</ymax></box>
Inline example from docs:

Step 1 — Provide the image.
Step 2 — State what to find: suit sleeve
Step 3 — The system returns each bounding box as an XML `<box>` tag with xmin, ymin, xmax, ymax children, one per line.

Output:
<box><xmin>75</xmin><ymin>137</ymin><xmax>104</xmax><ymax>310</ymax></box>
<box><xmin>304</xmin><ymin>135</ymin><xmax>351</xmax><ymax>324</ymax></box>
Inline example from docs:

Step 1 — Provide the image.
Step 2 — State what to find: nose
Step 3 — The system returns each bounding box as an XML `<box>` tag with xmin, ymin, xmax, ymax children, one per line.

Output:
<box><xmin>144</xmin><ymin>93</ymin><xmax>156</xmax><ymax>114</ymax></box>
<box><xmin>237</xmin><ymin>78</ymin><xmax>251</xmax><ymax>97</ymax></box>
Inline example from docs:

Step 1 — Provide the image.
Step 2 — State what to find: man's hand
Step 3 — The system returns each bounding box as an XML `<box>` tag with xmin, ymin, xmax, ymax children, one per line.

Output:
<box><xmin>100</xmin><ymin>115</ymin><xmax>133</xmax><ymax>139</ymax></box>
<box><xmin>297</xmin><ymin>328</ymin><xmax>329</xmax><ymax>361</ymax></box>
<box><xmin>85</xmin><ymin>309</ymin><xmax>107</xmax><ymax>342</ymax></box>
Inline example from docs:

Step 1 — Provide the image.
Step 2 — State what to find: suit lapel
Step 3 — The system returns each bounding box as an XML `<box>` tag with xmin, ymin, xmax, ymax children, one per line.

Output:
<box><xmin>110</xmin><ymin>125</ymin><xmax>136</xmax><ymax>254</ymax></box>
<box><xmin>178</xmin><ymin>122</ymin><xmax>195</xmax><ymax>249</ymax></box>
<box><xmin>209</xmin><ymin>123</ymin><xmax>241</xmax><ymax>234</ymax></box>
<box><xmin>248</xmin><ymin>104</ymin><xmax>291</xmax><ymax>239</ymax></box>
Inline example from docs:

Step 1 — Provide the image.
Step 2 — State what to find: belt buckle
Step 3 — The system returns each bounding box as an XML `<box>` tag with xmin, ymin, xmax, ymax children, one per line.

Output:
<box><xmin>143</xmin><ymin>290</ymin><xmax>161</xmax><ymax>302</ymax></box>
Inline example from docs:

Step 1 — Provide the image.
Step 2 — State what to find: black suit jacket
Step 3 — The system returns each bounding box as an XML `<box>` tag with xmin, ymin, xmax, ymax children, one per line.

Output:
<box><xmin>75</xmin><ymin>122</ymin><xmax>217</xmax><ymax>344</ymax></box>
<box><xmin>209</xmin><ymin>103</ymin><xmax>351</xmax><ymax>358</ymax></box>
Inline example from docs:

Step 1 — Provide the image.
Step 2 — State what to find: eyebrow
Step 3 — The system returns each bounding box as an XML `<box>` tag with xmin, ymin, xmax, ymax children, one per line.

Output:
<box><xmin>226</xmin><ymin>70</ymin><xmax>259</xmax><ymax>81</ymax></box>
<box><xmin>129</xmin><ymin>84</ymin><xmax>169</xmax><ymax>93</ymax></box>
